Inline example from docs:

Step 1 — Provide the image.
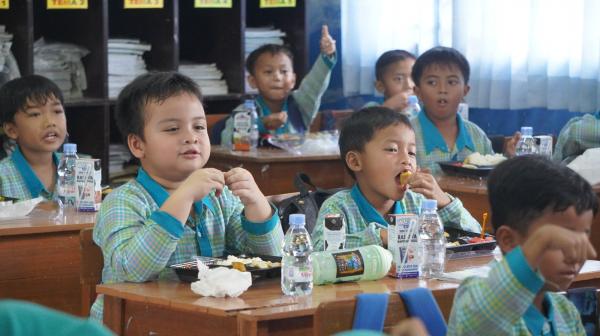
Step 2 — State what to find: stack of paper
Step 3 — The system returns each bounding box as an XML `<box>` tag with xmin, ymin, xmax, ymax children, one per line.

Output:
<box><xmin>178</xmin><ymin>63</ymin><xmax>228</xmax><ymax>96</ymax></box>
<box><xmin>34</xmin><ymin>38</ymin><xmax>89</xmax><ymax>100</ymax></box>
<box><xmin>109</xmin><ymin>144</ymin><xmax>132</xmax><ymax>177</ymax></box>
<box><xmin>108</xmin><ymin>38</ymin><xmax>151</xmax><ymax>98</ymax></box>
<box><xmin>0</xmin><ymin>25</ymin><xmax>20</xmax><ymax>85</ymax></box>
<box><xmin>244</xmin><ymin>27</ymin><xmax>287</xmax><ymax>93</ymax></box>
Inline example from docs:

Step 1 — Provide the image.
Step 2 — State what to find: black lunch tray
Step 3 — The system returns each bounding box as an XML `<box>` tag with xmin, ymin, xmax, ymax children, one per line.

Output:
<box><xmin>169</xmin><ymin>255</ymin><xmax>282</xmax><ymax>282</ymax></box>
<box><xmin>445</xmin><ymin>227</ymin><xmax>496</xmax><ymax>254</ymax></box>
<box><xmin>438</xmin><ymin>161</ymin><xmax>494</xmax><ymax>178</ymax></box>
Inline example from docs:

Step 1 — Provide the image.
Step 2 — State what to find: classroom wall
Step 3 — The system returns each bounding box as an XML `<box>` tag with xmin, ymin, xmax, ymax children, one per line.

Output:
<box><xmin>306</xmin><ymin>0</ymin><xmax>591</xmax><ymax>137</ymax></box>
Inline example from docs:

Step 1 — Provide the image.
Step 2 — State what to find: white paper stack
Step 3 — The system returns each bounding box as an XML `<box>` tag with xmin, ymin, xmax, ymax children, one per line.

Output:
<box><xmin>109</xmin><ymin>144</ymin><xmax>132</xmax><ymax>177</ymax></box>
<box><xmin>244</xmin><ymin>27</ymin><xmax>287</xmax><ymax>93</ymax></box>
<box><xmin>178</xmin><ymin>63</ymin><xmax>228</xmax><ymax>96</ymax></box>
<box><xmin>34</xmin><ymin>38</ymin><xmax>89</xmax><ymax>100</ymax></box>
<box><xmin>0</xmin><ymin>25</ymin><xmax>20</xmax><ymax>85</ymax></box>
<box><xmin>108</xmin><ymin>38</ymin><xmax>151</xmax><ymax>98</ymax></box>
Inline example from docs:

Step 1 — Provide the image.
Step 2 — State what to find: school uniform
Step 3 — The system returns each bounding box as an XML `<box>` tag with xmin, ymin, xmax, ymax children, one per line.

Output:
<box><xmin>90</xmin><ymin>168</ymin><xmax>283</xmax><ymax>321</ymax></box>
<box><xmin>221</xmin><ymin>53</ymin><xmax>336</xmax><ymax>145</ymax></box>
<box><xmin>553</xmin><ymin>111</ymin><xmax>600</xmax><ymax>163</ymax></box>
<box><xmin>0</xmin><ymin>146</ymin><xmax>58</xmax><ymax>200</ymax></box>
<box><xmin>312</xmin><ymin>184</ymin><xmax>481</xmax><ymax>252</ymax></box>
<box><xmin>448</xmin><ymin>247</ymin><xmax>585</xmax><ymax>335</ymax></box>
<box><xmin>411</xmin><ymin>111</ymin><xmax>493</xmax><ymax>175</ymax></box>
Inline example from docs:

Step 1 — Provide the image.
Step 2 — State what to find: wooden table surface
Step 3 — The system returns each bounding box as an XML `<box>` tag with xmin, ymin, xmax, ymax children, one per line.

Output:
<box><xmin>98</xmin><ymin>256</ymin><xmax>600</xmax><ymax>336</ymax></box>
<box><xmin>0</xmin><ymin>206</ymin><xmax>95</xmax><ymax>316</ymax></box>
<box><xmin>206</xmin><ymin>146</ymin><xmax>353</xmax><ymax>195</ymax></box>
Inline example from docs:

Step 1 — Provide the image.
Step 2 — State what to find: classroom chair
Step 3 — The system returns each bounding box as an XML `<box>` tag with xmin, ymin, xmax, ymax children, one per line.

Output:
<box><xmin>398</xmin><ymin>287</ymin><xmax>447</xmax><ymax>336</ymax></box>
<box><xmin>207</xmin><ymin>113</ymin><xmax>229</xmax><ymax>144</ymax></box>
<box><xmin>79</xmin><ymin>228</ymin><xmax>103</xmax><ymax>317</ymax></box>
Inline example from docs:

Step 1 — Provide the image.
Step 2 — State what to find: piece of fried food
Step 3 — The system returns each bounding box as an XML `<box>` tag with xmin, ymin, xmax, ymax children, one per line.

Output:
<box><xmin>400</xmin><ymin>171</ymin><xmax>412</xmax><ymax>185</ymax></box>
<box><xmin>231</xmin><ymin>261</ymin><xmax>246</xmax><ymax>272</ymax></box>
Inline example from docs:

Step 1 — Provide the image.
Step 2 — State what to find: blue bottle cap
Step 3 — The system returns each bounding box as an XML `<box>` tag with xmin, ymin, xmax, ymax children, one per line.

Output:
<box><xmin>407</xmin><ymin>95</ymin><xmax>419</xmax><ymax>105</ymax></box>
<box><xmin>63</xmin><ymin>143</ymin><xmax>77</xmax><ymax>154</ymax></box>
<box><xmin>244</xmin><ymin>99</ymin><xmax>254</xmax><ymax>109</ymax></box>
<box><xmin>289</xmin><ymin>214</ymin><xmax>306</xmax><ymax>227</ymax></box>
<box><xmin>421</xmin><ymin>199</ymin><xmax>437</xmax><ymax>211</ymax></box>
<box><xmin>520</xmin><ymin>126</ymin><xmax>533</xmax><ymax>136</ymax></box>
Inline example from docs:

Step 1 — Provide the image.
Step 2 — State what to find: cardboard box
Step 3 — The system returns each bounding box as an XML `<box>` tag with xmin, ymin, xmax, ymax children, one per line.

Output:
<box><xmin>76</xmin><ymin>158</ymin><xmax>102</xmax><ymax>212</ymax></box>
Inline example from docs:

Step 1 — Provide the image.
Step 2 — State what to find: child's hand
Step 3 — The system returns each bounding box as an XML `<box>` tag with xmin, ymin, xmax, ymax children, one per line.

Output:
<box><xmin>262</xmin><ymin>112</ymin><xmax>288</xmax><ymax>130</ymax></box>
<box><xmin>225</xmin><ymin>168</ymin><xmax>272</xmax><ymax>222</ymax></box>
<box><xmin>179</xmin><ymin>168</ymin><xmax>225</xmax><ymax>201</ymax></box>
<box><xmin>380</xmin><ymin>228</ymin><xmax>388</xmax><ymax>248</ymax></box>
<box><xmin>320</xmin><ymin>25</ymin><xmax>336</xmax><ymax>56</ymax></box>
<box><xmin>407</xmin><ymin>168</ymin><xmax>451</xmax><ymax>207</ymax></box>
<box><xmin>504</xmin><ymin>131</ymin><xmax>521</xmax><ymax>157</ymax></box>
<box><xmin>382</xmin><ymin>91</ymin><xmax>410</xmax><ymax>112</ymax></box>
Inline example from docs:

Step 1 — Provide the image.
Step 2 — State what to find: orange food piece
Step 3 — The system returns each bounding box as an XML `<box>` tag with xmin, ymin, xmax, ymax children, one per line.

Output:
<box><xmin>231</xmin><ymin>261</ymin><xmax>246</xmax><ymax>272</ymax></box>
<box><xmin>400</xmin><ymin>171</ymin><xmax>412</xmax><ymax>185</ymax></box>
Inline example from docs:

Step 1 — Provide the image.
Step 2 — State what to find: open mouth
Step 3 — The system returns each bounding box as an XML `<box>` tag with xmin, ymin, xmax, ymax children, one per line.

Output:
<box><xmin>437</xmin><ymin>98</ymin><xmax>448</xmax><ymax>105</ymax></box>
<box><xmin>395</xmin><ymin>170</ymin><xmax>412</xmax><ymax>187</ymax></box>
<box><xmin>43</xmin><ymin>131</ymin><xmax>59</xmax><ymax>141</ymax></box>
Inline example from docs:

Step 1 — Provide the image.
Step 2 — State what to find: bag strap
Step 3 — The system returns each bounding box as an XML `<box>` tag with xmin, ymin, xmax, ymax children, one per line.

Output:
<box><xmin>294</xmin><ymin>172</ymin><xmax>317</xmax><ymax>194</ymax></box>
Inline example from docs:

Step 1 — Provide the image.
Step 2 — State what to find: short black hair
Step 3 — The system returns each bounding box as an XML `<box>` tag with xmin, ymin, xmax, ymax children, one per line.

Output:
<box><xmin>411</xmin><ymin>46</ymin><xmax>470</xmax><ymax>86</ymax></box>
<box><xmin>0</xmin><ymin>75</ymin><xmax>64</xmax><ymax>124</ymax></box>
<box><xmin>375</xmin><ymin>50</ymin><xmax>416</xmax><ymax>81</ymax></box>
<box><xmin>245</xmin><ymin>44</ymin><xmax>294</xmax><ymax>76</ymax></box>
<box><xmin>488</xmin><ymin>155</ymin><xmax>598</xmax><ymax>234</ymax></box>
<box><xmin>339</xmin><ymin>106</ymin><xmax>414</xmax><ymax>178</ymax></box>
<box><xmin>115</xmin><ymin>71</ymin><xmax>203</xmax><ymax>144</ymax></box>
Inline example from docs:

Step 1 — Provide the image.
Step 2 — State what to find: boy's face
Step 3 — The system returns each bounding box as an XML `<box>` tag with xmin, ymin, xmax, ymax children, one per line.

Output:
<box><xmin>3</xmin><ymin>95</ymin><xmax>67</xmax><ymax>155</ymax></box>
<box><xmin>248</xmin><ymin>52</ymin><xmax>296</xmax><ymax>105</ymax></box>
<box><xmin>130</xmin><ymin>92</ymin><xmax>209</xmax><ymax>184</ymax></box>
<box><xmin>414</xmin><ymin>63</ymin><xmax>470</xmax><ymax>122</ymax></box>
<box><xmin>505</xmin><ymin>207</ymin><xmax>593</xmax><ymax>291</ymax></box>
<box><xmin>348</xmin><ymin>123</ymin><xmax>417</xmax><ymax>204</ymax></box>
<box><xmin>375</xmin><ymin>59</ymin><xmax>415</xmax><ymax>98</ymax></box>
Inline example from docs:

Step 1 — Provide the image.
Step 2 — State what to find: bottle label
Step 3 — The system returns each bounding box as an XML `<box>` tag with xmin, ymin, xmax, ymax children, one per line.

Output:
<box><xmin>387</xmin><ymin>214</ymin><xmax>420</xmax><ymax>278</ymax></box>
<box><xmin>332</xmin><ymin>250</ymin><xmax>364</xmax><ymax>278</ymax></box>
<box><xmin>285</xmin><ymin>265</ymin><xmax>312</xmax><ymax>282</ymax></box>
<box><xmin>233</xmin><ymin>111</ymin><xmax>251</xmax><ymax>151</ymax></box>
<box><xmin>324</xmin><ymin>214</ymin><xmax>346</xmax><ymax>251</ymax></box>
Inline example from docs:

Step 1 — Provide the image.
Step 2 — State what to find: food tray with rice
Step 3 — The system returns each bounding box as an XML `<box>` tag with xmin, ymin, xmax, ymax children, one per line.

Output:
<box><xmin>439</xmin><ymin>153</ymin><xmax>506</xmax><ymax>177</ymax></box>
<box><xmin>445</xmin><ymin>227</ymin><xmax>496</xmax><ymax>259</ymax></box>
<box><xmin>170</xmin><ymin>255</ymin><xmax>282</xmax><ymax>282</ymax></box>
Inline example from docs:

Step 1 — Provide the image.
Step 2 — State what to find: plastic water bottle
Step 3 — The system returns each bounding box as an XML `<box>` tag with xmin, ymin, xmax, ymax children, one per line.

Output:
<box><xmin>311</xmin><ymin>245</ymin><xmax>392</xmax><ymax>285</ymax></box>
<box><xmin>418</xmin><ymin>199</ymin><xmax>446</xmax><ymax>278</ymax></box>
<box><xmin>232</xmin><ymin>100</ymin><xmax>259</xmax><ymax>151</ymax></box>
<box><xmin>515</xmin><ymin>126</ymin><xmax>538</xmax><ymax>156</ymax></box>
<box><xmin>56</xmin><ymin>143</ymin><xmax>78</xmax><ymax>208</ymax></box>
<box><xmin>281</xmin><ymin>214</ymin><xmax>313</xmax><ymax>296</ymax></box>
<box><xmin>402</xmin><ymin>95</ymin><xmax>421</xmax><ymax>118</ymax></box>
<box><xmin>248</xmin><ymin>100</ymin><xmax>259</xmax><ymax>150</ymax></box>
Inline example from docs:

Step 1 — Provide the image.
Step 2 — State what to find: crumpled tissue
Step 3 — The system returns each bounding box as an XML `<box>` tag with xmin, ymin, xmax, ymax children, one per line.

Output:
<box><xmin>0</xmin><ymin>197</ymin><xmax>43</xmax><ymax>219</ymax></box>
<box><xmin>190</xmin><ymin>259</ymin><xmax>252</xmax><ymax>297</ymax></box>
<box><xmin>568</xmin><ymin>148</ymin><xmax>600</xmax><ymax>185</ymax></box>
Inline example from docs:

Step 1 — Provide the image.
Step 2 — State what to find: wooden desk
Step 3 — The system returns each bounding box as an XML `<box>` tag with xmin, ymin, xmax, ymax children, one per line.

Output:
<box><xmin>206</xmin><ymin>146</ymin><xmax>353</xmax><ymax>195</ymax></box>
<box><xmin>98</xmin><ymin>257</ymin><xmax>600</xmax><ymax>336</ymax></box>
<box><xmin>0</xmin><ymin>208</ymin><xmax>95</xmax><ymax>316</ymax></box>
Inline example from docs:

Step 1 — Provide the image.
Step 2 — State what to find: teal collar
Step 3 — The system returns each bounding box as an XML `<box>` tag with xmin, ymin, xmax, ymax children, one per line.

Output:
<box><xmin>594</xmin><ymin>111</ymin><xmax>600</xmax><ymax>119</ymax></box>
<box><xmin>418</xmin><ymin>111</ymin><xmax>475</xmax><ymax>154</ymax></box>
<box><xmin>11</xmin><ymin>146</ymin><xmax>59</xmax><ymax>198</ymax></box>
<box><xmin>523</xmin><ymin>294</ymin><xmax>555</xmax><ymax>336</ymax></box>
<box><xmin>350</xmin><ymin>184</ymin><xmax>405</xmax><ymax>227</ymax></box>
<box><xmin>256</xmin><ymin>96</ymin><xmax>290</xmax><ymax>134</ymax></box>
<box><xmin>135</xmin><ymin>168</ymin><xmax>215</xmax><ymax>215</ymax></box>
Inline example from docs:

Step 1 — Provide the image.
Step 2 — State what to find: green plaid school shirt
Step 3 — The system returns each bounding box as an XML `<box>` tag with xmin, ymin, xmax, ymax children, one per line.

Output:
<box><xmin>90</xmin><ymin>168</ymin><xmax>284</xmax><ymax>321</ymax></box>
<box><xmin>312</xmin><ymin>184</ymin><xmax>481</xmax><ymax>251</ymax></box>
<box><xmin>221</xmin><ymin>53</ymin><xmax>336</xmax><ymax>145</ymax></box>
<box><xmin>448</xmin><ymin>247</ymin><xmax>585</xmax><ymax>336</ymax></box>
<box><xmin>0</xmin><ymin>146</ymin><xmax>58</xmax><ymax>200</ymax></box>
<box><xmin>553</xmin><ymin>111</ymin><xmax>600</xmax><ymax>163</ymax></box>
<box><xmin>411</xmin><ymin>111</ymin><xmax>493</xmax><ymax>175</ymax></box>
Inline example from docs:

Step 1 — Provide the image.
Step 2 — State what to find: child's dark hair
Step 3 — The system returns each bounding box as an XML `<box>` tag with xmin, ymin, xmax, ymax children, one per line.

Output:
<box><xmin>115</xmin><ymin>71</ymin><xmax>203</xmax><ymax>144</ymax></box>
<box><xmin>0</xmin><ymin>75</ymin><xmax>64</xmax><ymax>124</ymax></box>
<box><xmin>339</xmin><ymin>106</ymin><xmax>413</xmax><ymax>178</ymax></box>
<box><xmin>488</xmin><ymin>155</ymin><xmax>598</xmax><ymax>234</ymax></box>
<box><xmin>246</xmin><ymin>44</ymin><xmax>294</xmax><ymax>76</ymax></box>
<box><xmin>411</xmin><ymin>46</ymin><xmax>470</xmax><ymax>86</ymax></box>
<box><xmin>375</xmin><ymin>50</ymin><xmax>416</xmax><ymax>81</ymax></box>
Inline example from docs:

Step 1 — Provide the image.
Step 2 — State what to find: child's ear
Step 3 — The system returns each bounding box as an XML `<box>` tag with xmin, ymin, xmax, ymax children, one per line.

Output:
<box><xmin>413</xmin><ymin>85</ymin><xmax>422</xmax><ymax>101</ymax></box>
<box><xmin>345</xmin><ymin>150</ymin><xmax>363</xmax><ymax>173</ymax></box>
<box><xmin>495</xmin><ymin>225</ymin><xmax>522</xmax><ymax>254</ymax></box>
<box><xmin>247</xmin><ymin>74</ymin><xmax>258</xmax><ymax>89</ymax></box>
<box><xmin>3</xmin><ymin>122</ymin><xmax>18</xmax><ymax>140</ymax></box>
<box><xmin>463</xmin><ymin>84</ymin><xmax>470</xmax><ymax>97</ymax></box>
<box><xmin>127</xmin><ymin>134</ymin><xmax>146</xmax><ymax>160</ymax></box>
<box><xmin>374</xmin><ymin>80</ymin><xmax>385</xmax><ymax>94</ymax></box>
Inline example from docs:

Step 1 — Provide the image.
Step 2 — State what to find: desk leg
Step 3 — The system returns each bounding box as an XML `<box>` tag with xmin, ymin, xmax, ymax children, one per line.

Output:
<box><xmin>104</xmin><ymin>296</ymin><xmax>124</xmax><ymax>334</ymax></box>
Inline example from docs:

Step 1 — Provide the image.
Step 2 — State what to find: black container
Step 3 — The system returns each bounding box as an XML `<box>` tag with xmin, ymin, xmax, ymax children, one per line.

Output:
<box><xmin>170</xmin><ymin>255</ymin><xmax>282</xmax><ymax>282</ymax></box>
<box><xmin>445</xmin><ymin>227</ymin><xmax>496</xmax><ymax>258</ymax></box>
<box><xmin>438</xmin><ymin>161</ymin><xmax>494</xmax><ymax>178</ymax></box>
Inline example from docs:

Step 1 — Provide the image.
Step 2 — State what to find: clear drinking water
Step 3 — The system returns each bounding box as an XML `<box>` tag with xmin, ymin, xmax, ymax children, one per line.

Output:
<box><xmin>418</xmin><ymin>199</ymin><xmax>446</xmax><ymax>278</ymax></box>
<box><xmin>515</xmin><ymin>126</ymin><xmax>537</xmax><ymax>156</ymax></box>
<box><xmin>281</xmin><ymin>214</ymin><xmax>313</xmax><ymax>296</ymax></box>
<box><xmin>57</xmin><ymin>143</ymin><xmax>78</xmax><ymax>208</ymax></box>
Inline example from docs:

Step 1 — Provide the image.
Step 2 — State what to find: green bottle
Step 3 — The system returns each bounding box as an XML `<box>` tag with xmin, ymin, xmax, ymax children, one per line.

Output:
<box><xmin>311</xmin><ymin>245</ymin><xmax>392</xmax><ymax>285</ymax></box>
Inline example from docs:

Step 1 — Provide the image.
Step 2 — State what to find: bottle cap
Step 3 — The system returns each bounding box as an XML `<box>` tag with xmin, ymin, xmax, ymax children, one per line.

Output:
<box><xmin>289</xmin><ymin>214</ymin><xmax>306</xmax><ymax>227</ymax></box>
<box><xmin>63</xmin><ymin>143</ymin><xmax>77</xmax><ymax>154</ymax></box>
<box><xmin>520</xmin><ymin>126</ymin><xmax>533</xmax><ymax>136</ymax></box>
<box><xmin>407</xmin><ymin>95</ymin><xmax>419</xmax><ymax>105</ymax></box>
<box><xmin>244</xmin><ymin>99</ymin><xmax>254</xmax><ymax>109</ymax></box>
<box><xmin>421</xmin><ymin>199</ymin><xmax>437</xmax><ymax>211</ymax></box>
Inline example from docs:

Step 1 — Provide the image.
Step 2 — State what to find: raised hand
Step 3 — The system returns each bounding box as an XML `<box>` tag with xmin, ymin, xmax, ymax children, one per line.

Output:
<box><xmin>320</xmin><ymin>25</ymin><xmax>336</xmax><ymax>56</ymax></box>
<box><xmin>262</xmin><ymin>112</ymin><xmax>288</xmax><ymax>130</ymax></box>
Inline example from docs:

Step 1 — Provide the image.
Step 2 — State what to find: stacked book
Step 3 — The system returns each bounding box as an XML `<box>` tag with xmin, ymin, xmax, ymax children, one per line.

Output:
<box><xmin>178</xmin><ymin>63</ymin><xmax>228</xmax><ymax>96</ymax></box>
<box><xmin>34</xmin><ymin>38</ymin><xmax>89</xmax><ymax>100</ymax></box>
<box><xmin>108</xmin><ymin>38</ymin><xmax>151</xmax><ymax>98</ymax></box>
<box><xmin>244</xmin><ymin>27</ymin><xmax>286</xmax><ymax>93</ymax></box>
<box><xmin>0</xmin><ymin>25</ymin><xmax>20</xmax><ymax>85</ymax></box>
<box><xmin>108</xmin><ymin>144</ymin><xmax>133</xmax><ymax>178</ymax></box>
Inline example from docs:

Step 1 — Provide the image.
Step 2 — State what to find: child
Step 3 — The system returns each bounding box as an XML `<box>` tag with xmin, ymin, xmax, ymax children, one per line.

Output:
<box><xmin>448</xmin><ymin>155</ymin><xmax>598</xmax><ymax>335</ymax></box>
<box><xmin>410</xmin><ymin>47</ymin><xmax>518</xmax><ymax>175</ymax></box>
<box><xmin>0</xmin><ymin>75</ymin><xmax>67</xmax><ymax>200</ymax></box>
<box><xmin>221</xmin><ymin>25</ymin><xmax>336</xmax><ymax>145</ymax></box>
<box><xmin>90</xmin><ymin>72</ymin><xmax>284</xmax><ymax>321</ymax></box>
<box><xmin>553</xmin><ymin>111</ymin><xmax>600</xmax><ymax>163</ymax></box>
<box><xmin>364</xmin><ymin>50</ymin><xmax>416</xmax><ymax>114</ymax></box>
<box><xmin>312</xmin><ymin>106</ymin><xmax>481</xmax><ymax>251</ymax></box>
